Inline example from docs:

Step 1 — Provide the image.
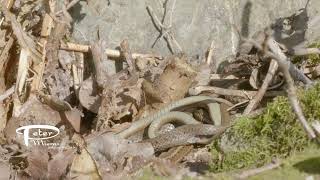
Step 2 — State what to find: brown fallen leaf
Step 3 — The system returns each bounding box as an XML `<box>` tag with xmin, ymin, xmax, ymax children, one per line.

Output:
<box><xmin>48</xmin><ymin>149</ymin><xmax>75</xmax><ymax>180</ymax></box>
<box><xmin>89</xmin><ymin>39</ymin><xmax>144</xmax><ymax>129</ymax></box>
<box><xmin>62</xmin><ymin>109</ymin><xmax>83</xmax><ymax>133</ymax></box>
<box><xmin>143</xmin><ymin>56</ymin><xmax>197</xmax><ymax>104</ymax></box>
<box><xmin>0</xmin><ymin>161</ymin><xmax>11</xmax><ymax>179</ymax></box>
<box><xmin>4</xmin><ymin>96</ymin><xmax>63</xmax><ymax>146</ymax></box>
<box><xmin>70</xmin><ymin>148</ymin><xmax>101</xmax><ymax>180</ymax></box>
<box><xmin>24</xmin><ymin>148</ymin><xmax>49</xmax><ymax>179</ymax></box>
<box><xmin>86</xmin><ymin>132</ymin><xmax>154</xmax><ymax>176</ymax></box>
<box><xmin>79</xmin><ymin>77</ymin><xmax>101</xmax><ymax>113</ymax></box>
<box><xmin>97</xmin><ymin>77</ymin><xmax>144</xmax><ymax>129</ymax></box>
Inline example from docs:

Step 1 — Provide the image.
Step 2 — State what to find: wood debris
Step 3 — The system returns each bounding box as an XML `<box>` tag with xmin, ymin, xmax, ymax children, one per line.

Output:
<box><xmin>0</xmin><ymin>0</ymin><xmax>319</xmax><ymax>179</ymax></box>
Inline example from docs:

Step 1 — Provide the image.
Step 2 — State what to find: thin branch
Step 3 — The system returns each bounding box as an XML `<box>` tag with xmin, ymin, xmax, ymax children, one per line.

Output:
<box><xmin>290</xmin><ymin>48</ymin><xmax>320</xmax><ymax>56</ymax></box>
<box><xmin>169</xmin><ymin>0</ymin><xmax>176</xmax><ymax>28</ymax></box>
<box><xmin>247</xmin><ymin>39</ymin><xmax>312</xmax><ymax>85</ymax></box>
<box><xmin>206</xmin><ymin>40</ymin><xmax>215</xmax><ymax>65</ymax></box>
<box><xmin>246</xmin><ymin>108</ymin><xmax>265</xmax><ymax>118</ymax></box>
<box><xmin>0</xmin><ymin>36</ymin><xmax>14</xmax><ymax>65</ymax></box>
<box><xmin>61</xmin><ymin>42</ymin><xmax>163</xmax><ymax>59</ymax></box>
<box><xmin>0</xmin><ymin>5</ymin><xmax>42</xmax><ymax>64</ymax></box>
<box><xmin>31</xmin><ymin>12</ymin><xmax>54</xmax><ymax>92</ymax></box>
<box><xmin>267</xmin><ymin>37</ymin><xmax>316</xmax><ymax>139</ymax></box>
<box><xmin>227</xmin><ymin>100</ymin><xmax>249</xmax><ymax>111</ymax></box>
<box><xmin>311</xmin><ymin>120</ymin><xmax>320</xmax><ymax>136</ymax></box>
<box><xmin>120</xmin><ymin>39</ymin><xmax>136</xmax><ymax>74</ymax></box>
<box><xmin>146</xmin><ymin>1</ymin><xmax>182</xmax><ymax>54</ymax></box>
<box><xmin>244</xmin><ymin>59</ymin><xmax>278</xmax><ymax>114</ymax></box>
<box><xmin>0</xmin><ymin>86</ymin><xmax>15</xmax><ymax>102</ymax></box>
<box><xmin>236</xmin><ymin>159</ymin><xmax>281</xmax><ymax>179</ymax></box>
<box><xmin>90</xmin><ymin>40</ymin><xmax>110</xmax><ymax>88</ymax></box>
<box><xmin>247</xmin><ymin>36</ymin><xmax>316</xmax><ymax>139</ymax></box>
<box><xmin>189</xmin><ymin>86</ymin><xmax>284</xmax><ymax>98</ymax></box>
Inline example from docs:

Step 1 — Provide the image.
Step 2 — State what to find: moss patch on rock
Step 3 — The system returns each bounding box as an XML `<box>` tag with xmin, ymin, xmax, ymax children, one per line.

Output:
<box><xmin>210</xmin><ymin>83</ymin><xmax>320</xmax><ymax>172</ymax></box>
<box><xmin>293</xmin><ymin>43</ymin><xmax>320</xmax><ymax>65</ymax></box>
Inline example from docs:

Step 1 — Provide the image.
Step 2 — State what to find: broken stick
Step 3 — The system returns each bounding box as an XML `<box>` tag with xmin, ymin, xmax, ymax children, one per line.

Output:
<box><xmin>61</xmin><ymin>42</ymin><xmax>163</xmax><ymax>60</ymax></box>
<box><xmin>244</xmin><ymin>59</ymin><xmax>278</xmax><ymax>114</ymax></box>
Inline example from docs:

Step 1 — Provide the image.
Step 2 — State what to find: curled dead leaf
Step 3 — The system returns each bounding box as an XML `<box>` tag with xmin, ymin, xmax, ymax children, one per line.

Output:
<box><xmin>79</xmin><ymin>77</ymin><xmax>101</xmax><ymax>113</ymax></box>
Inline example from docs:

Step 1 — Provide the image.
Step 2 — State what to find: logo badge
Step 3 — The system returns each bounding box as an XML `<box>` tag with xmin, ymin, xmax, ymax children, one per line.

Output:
<box><xmin>16</xmin><ymin>125</ymin><xmax>60</xmax><ymax>146</ymax></box>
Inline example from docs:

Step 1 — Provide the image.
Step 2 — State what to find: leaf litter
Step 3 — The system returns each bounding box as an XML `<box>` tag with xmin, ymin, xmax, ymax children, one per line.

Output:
<box><xmin>0</xmin><ymin>0</ymin><xmax>320</xmax><ymax>179</ymax></box>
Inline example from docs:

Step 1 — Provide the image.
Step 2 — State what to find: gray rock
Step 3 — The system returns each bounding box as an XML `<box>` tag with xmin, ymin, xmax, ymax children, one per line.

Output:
<box><xmin>71</xmin><ymin>0</ymin><xmax>320</xmax><ymax>66</ymax></box>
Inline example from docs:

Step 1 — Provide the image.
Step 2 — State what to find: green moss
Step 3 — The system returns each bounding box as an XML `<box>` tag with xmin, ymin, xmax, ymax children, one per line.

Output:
<box><xmin>212</xmin><ymin>146</ymin><xmax>320</xmax><ymax>180</ymax></box>
<box><xmin>136</xmin><ymin>168</ymin><xmax>167</xmax><ymax>180</ymax></box>
<box><xmin>248</xmin><ymin>145</ymin><xmax>320</xmax><ymax>180</ymax></box>
<box><xmin>210</xmin><ymin>83</ymin><xmax>320</xmax><ymax>172</ymax></box>
<box><xmin>293</xmin><ymin>43</ymin><xmax>320</xmax><ymax>65</ymax></box>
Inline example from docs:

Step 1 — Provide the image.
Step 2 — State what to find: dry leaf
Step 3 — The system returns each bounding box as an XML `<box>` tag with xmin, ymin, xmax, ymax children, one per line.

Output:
<box><xmin>5</xmin><ymin>96</ymin><xmax>63</xmax><ymax>146</ymax></box>
<box><xmin>63</xmin><ymin>109</ymin><xmax>83</xmax><ymax>133</ymax></box>
<box><xmin>143</xmin><ymin>56</ymin><xmax>197</xmax><ymax>103</ymax></box>
<box><xmin>58</xmin><ymin>50</ymin><xmax>75</xmax><ymax>71</ymax></box>
<box><xmin>45</xmin><ymin>68</ymin><xmax>74</xmax><ymax>101</ymax></box>
<box><xmin>70</xmin><ymin>148</ymin><xmax>101</xmax><ymax>180</ymax></box>
<box><xmin>0</xmin><ymin>5</ymin><xmax>42</xmax><ymax>63</ymax></box>
<box><xmin>48</xmin><ymin>149</ymin><xmax>75</xmax><ymax>180</ymax></box>
<box><xmin>193</xmin><ymin>64</ymin><xmax>212</xmax><ymax>86</ymax></box>
<box><xmin>0</xmin><ymin>161</ymin><xmax>11</xmax><ymax>179</ymax></box>
<box><xmin>24</xmin><ymin>149</ymin><xmax>49</xmax><ymax>179</ymax></box>
<box><xmin>79</xmin><ymin>77</ymin><xmax>101</xmax><ymax>113</ymax></box>
<box><xmin>86</xmin><ymin>133</ymin><xmax>154</xmax><ymax>175</ymax></box>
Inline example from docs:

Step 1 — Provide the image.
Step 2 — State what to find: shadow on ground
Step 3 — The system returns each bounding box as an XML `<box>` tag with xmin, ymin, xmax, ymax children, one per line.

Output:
<box><xmin>293</xmin><ymin>157</ymin><xmax>320</xmax><ymax>174</ymax></box>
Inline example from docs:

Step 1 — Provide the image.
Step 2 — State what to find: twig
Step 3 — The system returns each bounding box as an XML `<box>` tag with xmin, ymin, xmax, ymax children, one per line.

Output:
<box><xmin>244</xmin><ymin>59</ymin><xmax>278</xmax><ymax>114</ymax></box>
<box><xmin>246</xmin><ymin>108</ymin><xmax>265</xmax><ymax>118</ymax></box>
<box><xmin>61</xmin><ymin>42</ymin><xmax>163</xmax><ymax>59</ymax></box>
<box><xmin>0</xmin><ymin>85</ymin><xmax>15</xmax><ymax>101</ymax></box>
<box><xmin>0</xmin><ymin>36</ymin><xmax>14</xmax><ymax>66</ymax></box>
<box><xmin>189</xmin><ymin>86</ymin><xmax>284</xmax><ymax>98</ymax></box>
<box><xmin>72</xmin><ymin>52</ymin><xmax>84</xmax><ymax>96</ymax></box>
<box><xmin>0</xmin><ymin>5</ymin><xmax>42</xmax><ymax>64</ymax></box>
<box><xmin>290</xmin><ymin>48</ymin><xmax>320</xmax><ymax>56</ymax></box>
<box><xmin>227</xmin><ymin>100</ymin><xmax>249</xmax><ymax>111</ymax></box>
<box><xmin>0</xmin><ymin>17</ymin><xmax>3</xmax><ymax>27</ymax></box>
<box><xmin>287</xmin><ymin>59</ymin><xmax>312</xmax><ymax>85</ymax></box>
<box><xmin>169</xmin><ymin>0</ymin><xmax>176</xmax><ymax>28</ymax></box>
<box><xmin>147</xmin><ymin>5</ymin><xmax>174</xmax><ymax>52</ymax></box>
<box><xmin>0</xmin><ymin>0</ymin><xmax>14</xmax><ymax>26</ymax></box>
<box><xmin>61</xmin><ymin>42</ymin><xmax>89</xmax><ymax>52</ymax></box>
<box><xmin>146</xmin><ymin>0</ymin><xmax>182</xmax><ymax>54</ymax></box>
<box><xmin>206</xmin><ymin>40</ymin><xmax>215</xmax><ymax>65</ymax></box>
<box><xmin>248</xmin><ymin>36</ymin><xmax>316</xmax><ymax>139</ymax></box>
<box><xmin>311</xmin><ymin>120</ymin><xmax>320</xmax><ymax>136</ymax></box>
<box><xmin>120</xmin><ymin>39</ymin><xmax>136</xmax><ymax>74</ymax></box>
<box><xmin>16</xmin><ymin>48</ymin><xmax>29</xmax><ymax>94</ymax></box>
<box><xmin>90</xmin><ymin>40</ymin><xmax>110</xmax><ymax>88</ymax></box>
<box><xmin>247</xmin><ymin>39</ymin><xmax>312</xmax><ymax>85</ymax></box>
<box><xmin>236</xmin><ymin>159</ymin><xmax>281</xmax><ymax>179</ymax></box>
<box><xmin>268</xmin><ymin>37</ymin><xmax>316</xmax><ymax>139</ymax></box>
<box><xmin>31</xmin><ymin>16</ymin><xmax>53</xmax><ymax>91</ymax></box>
